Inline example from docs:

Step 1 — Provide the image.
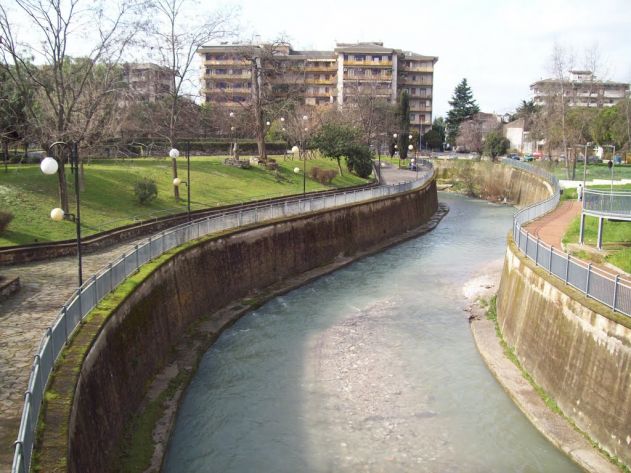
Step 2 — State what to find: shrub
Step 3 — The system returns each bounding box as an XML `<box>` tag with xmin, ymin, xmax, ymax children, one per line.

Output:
<box><xmin>134</xmin><ymin>178</ymin><xmax>158</xmax><ymax>205</ymax></box>
<box><xmin>0</xmin><ymin>211</ymin><xmax>14</xmax><ymax>233</ymax></box>
<box><xmin>345</xmin><ymin>144</ymin><xmax>374</xmax><ymax>178</ymax></box>
<box><xmin>309</xmin><ymin>166</ymin><xmax>337</xmax><ymax>184</ymax></box>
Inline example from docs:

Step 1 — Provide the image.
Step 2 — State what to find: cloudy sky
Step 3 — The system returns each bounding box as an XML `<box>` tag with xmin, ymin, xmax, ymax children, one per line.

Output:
<box><xmin>232</xmin><ymin>0</ymin><xmax>631</xmax><ymax>117</ymax></box>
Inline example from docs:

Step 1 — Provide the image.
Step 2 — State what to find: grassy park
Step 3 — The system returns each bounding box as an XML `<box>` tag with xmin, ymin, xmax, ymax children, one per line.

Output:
<box><xmin>534</xmin><ymin>161</ymin><xmax>631</xmax><ymax>181</ymax></box>
<box><xmin>562</xmin><ymin>184</ymin><xmax>631</xmax><ymax>273</ymax></box>
<box><xmin>0</xmin><ymin>155</ymin><xmax>371</xmax><ymax>247</ymax></box>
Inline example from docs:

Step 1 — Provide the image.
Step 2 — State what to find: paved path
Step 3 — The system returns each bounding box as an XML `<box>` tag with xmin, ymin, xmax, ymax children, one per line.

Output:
<box><xmin>0</xmin><ymin>236</ymin><xmax>147</xmax><ymax>471</ymax></box>
<box><xmin>0</xmin><ymin>169</ymin><xmax>424</xmax><ymax>472</ymax></box>
<box><xmin>525</xmin><ymin>200</ymin><xmax>581</xmax><ymax>249</ymax></box>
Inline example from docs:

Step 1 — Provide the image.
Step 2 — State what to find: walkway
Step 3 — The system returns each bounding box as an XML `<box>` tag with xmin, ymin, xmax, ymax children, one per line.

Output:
<box><xmin>0</xmin><ymin>167</ymin><xmax>423</xmax><ymax>472</ymax></box>
<box><xmin>524</xmin><ymin>199</ymin><xmax>630</xmax><ymax>283</ymax></box>
<box><xmin>525</xmin><ymin>200</ymin><xmax>581</xmax><ymax>249</ymax></box>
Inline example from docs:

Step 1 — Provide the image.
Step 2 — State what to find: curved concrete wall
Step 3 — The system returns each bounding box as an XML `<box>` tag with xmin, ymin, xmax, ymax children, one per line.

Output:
<box><xmin>498</xmin><ymin>238</ymin><xmax>631</xmax><ymax>467</ymax></box>
<box><xmin>38</xmin><ymin>181</ymin><xmax>438</xmax><ymax>473</ymax></box>
<box><xmin>434</xmin><ymin>160</ymin><xmax>552</xmax><ymax>206</ymax></box>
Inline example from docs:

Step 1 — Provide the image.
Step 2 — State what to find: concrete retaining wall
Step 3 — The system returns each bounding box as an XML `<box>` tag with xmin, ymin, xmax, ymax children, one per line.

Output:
<box><xmin>498</xmin><ymin>241</ymin><xmax>631</xmax><ymax>467</ymax></box>
<box><xmin>434</xmin><ymin>160</ymin><xmax>552</xmax><ymax>206</ymax></box>
<box><xmin>37</xmin><ymin>180</ymin><xmax>438</xmax><ymax>473</ymax></box>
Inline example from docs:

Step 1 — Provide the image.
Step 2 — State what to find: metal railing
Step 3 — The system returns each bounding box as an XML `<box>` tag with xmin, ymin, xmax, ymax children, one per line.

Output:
<box><xmin>583</xmin><ymin>189</ymin><xmax>631</xmax><ymax>220</ymax></box>
<box><xmin>504</xmin><ymin>158</ymin><xmax>631</xmax><ymax>318</ymax></box>
<box><xmin>11</xmin><ymin>170</ymin><xmax>433</xmax><ymax>473</ymax></box>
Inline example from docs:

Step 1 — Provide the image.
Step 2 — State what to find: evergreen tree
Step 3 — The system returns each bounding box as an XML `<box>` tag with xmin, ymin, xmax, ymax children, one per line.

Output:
<box><xmin>445</xmin><ymin>79</ymin><xmax>480</xmax><ymax>145</ymax></box>
<box><xmin>397</xmin><ymin>90</ymin><xmax>410</xmax><ymax>159</ymax></box>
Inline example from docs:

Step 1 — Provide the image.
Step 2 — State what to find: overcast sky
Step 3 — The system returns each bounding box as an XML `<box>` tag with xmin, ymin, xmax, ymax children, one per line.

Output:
<box><xmin>231</xmin><ymin>0</ymin><xmax>631</xmax><ymax>117</ymax></box>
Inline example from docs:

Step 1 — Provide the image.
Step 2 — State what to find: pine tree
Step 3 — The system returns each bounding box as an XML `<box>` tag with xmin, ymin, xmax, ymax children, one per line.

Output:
<box><xmin>397</xmin><ymin>90</ymin><xmax>410</xmax><ymax>159</ymax></box>
<box><xmin>445</xmin><ymin>79</ymin><xmax>480</xmax><ymax>145</ymax></box>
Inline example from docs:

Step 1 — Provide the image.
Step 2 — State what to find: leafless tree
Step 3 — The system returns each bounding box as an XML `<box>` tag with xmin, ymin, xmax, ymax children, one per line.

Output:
<box><xmin>150</xmin><ymin>0</ymin><xmax>235</xmax><ymax>198</ymax></box>
<box><xmin>0</xmin><ymin>0</ymin><xmax>145</xmax><ymax>212</ymax></box>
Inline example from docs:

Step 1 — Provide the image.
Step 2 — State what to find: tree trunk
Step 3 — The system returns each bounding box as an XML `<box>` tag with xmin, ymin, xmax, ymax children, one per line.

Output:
<box><xmin>336</xmin><ymin>157</ymin><xmax>343</xmax><ymax>176</ymax></box>
<box><xmin>172</xmin><ymin>157</ymin><xmax>179</xmax><ymax>201</ymax></box>
<box><xmin>2</xmin><ymin>141</ymin><xmax>8</xmax><ymax>173</ymax></box>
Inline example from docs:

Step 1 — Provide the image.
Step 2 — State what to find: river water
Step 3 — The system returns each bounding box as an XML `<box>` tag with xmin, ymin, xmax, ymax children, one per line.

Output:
<box><xmin>163</xmin><ymin>193</ymin><xmax>580</xmax><ymax>473</ymax></box>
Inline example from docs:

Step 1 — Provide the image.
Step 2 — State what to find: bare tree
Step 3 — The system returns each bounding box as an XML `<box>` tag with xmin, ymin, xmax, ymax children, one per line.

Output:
<box><xmin>0</xmin><ymin>0</ymin><xmax>144</xmax><ymax>212</ymax></box>
<box><xmin>150</xmin><ymin>0</ymin><xmax>235</xmax><ymax>199</ymax></box>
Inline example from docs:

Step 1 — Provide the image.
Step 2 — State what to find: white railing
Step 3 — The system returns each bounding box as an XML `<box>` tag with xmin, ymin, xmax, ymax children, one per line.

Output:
<box><xmin>504</xmin><ymin>159</ymin><xmax>631</xmax><ymax>318</ymax></box>
<box><xmin>11</xmin><ymin>170</ymin><xmax>434</xmax><ymax>473</ymax></box>
<box><xmin>583</xmin><ymin>189</ymin><xmax>631</xmax><ymax>220</ymax></box>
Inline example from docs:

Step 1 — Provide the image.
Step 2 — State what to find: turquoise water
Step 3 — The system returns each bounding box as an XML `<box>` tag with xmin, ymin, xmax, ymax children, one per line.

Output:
<box><xmin>163</xmin><ymin>193</ymin><xmax>580</xmax><ymax>473</ymax></box>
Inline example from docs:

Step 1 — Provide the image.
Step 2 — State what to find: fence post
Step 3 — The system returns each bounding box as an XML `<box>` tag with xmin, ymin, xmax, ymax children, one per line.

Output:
<box><xmin>565</xmin><ymin>253</ymin><xmax>570</xmax><ymax>284</ymax></box>
<box><xmin>612</xmin><ymin>275</ymin><xmax>619</xmax><ymax>311</ymax></box>
<box><xmin>108</xmin><ymin>263</ymin><xmax>113</xmax><ymax>293</ymax></box>
<box><xmin>535</xmin><ymin>236</ymin><xmax>539</xmax><ymax>266</ymax></box>
<box><xmin>91</xmin><ymin>275</ymin><xmax>97</xmax><ymax>310</ymax></box>
<box><xmin>148</xmin><ymin>236</ymin><xmax>152</xmax><ymax>260</ymax></box>
<box><xmin>47</xmin><ymin>327</ymin><xmax>54</xmax><ymax>363</ymax></box>
<box><xmin>585</xmin><ymin>263</ymin><xmax>592</xmax><ymax>297</ymax></box>
<box><xmin>548</xmin><ymin>246</ymin><xmax>553</xmax><ymax>274</ymax></box>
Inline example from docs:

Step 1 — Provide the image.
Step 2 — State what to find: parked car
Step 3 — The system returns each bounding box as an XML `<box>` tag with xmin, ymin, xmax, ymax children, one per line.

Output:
<box><xmin>523</xmin><ymin>154</ymin><xmax>534</xmax><ymax>162</ymax></box>
<box><xmin>508</xmin><ymin>153</ymin><xmax>520</xmax><ymax>160</ymax></box>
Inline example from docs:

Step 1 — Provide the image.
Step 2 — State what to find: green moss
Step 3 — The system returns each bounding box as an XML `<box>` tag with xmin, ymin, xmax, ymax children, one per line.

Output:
<box><xmin>489</xmin><ymin>285</ymin><xmax>630</xmax><ymax>472</ymax></box>
<box><xmin>117</xmin><ymin>370</ymin><xmax>191</xmax><ymax>473</ymax></box>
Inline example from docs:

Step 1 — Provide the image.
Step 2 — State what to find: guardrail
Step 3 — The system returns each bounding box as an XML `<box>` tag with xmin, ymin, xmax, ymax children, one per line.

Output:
<box><xmin>583</xmin><ymin>189</ymin><xmax>631</xmax><ymax>220</ymax></box>
<box><xmin>11</xmin><ymin>168</ymin><xmax>433</xmax><ymax>473</ymax></box>
<box><xmin>503</xmin><ymin>159</ymin><xmax>631</xmax><ymax>318</ymax></box>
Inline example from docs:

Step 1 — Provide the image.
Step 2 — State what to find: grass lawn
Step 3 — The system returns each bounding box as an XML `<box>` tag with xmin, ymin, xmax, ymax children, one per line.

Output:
<box><xmin>534</xmin><ymin>161</ymin><xmax>631</xmax><ymax>181</ymax></box>
<box><xmin>0</xmin><ymin>155</ymin><xmax>370</xmax><ymax>247</ymax></box>
<box><xmin>563</xmin><ymin>195</ymin><xmax>631</xmax><ymax>273</ymax></box>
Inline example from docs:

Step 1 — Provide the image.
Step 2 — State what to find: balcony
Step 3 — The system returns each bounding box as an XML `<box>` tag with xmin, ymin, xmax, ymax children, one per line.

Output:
<box><xmin>205</xmin><ymin>73</ymin><xmax>252</xmax><ymax>80</ymax></box>
<box><xmin>204</xmin><ymin>87</ymin><xmax>252</xmax><ymax>95</ymax></box>
<box><xmin>204</xmin><ymin>59</ymin><xmax>250</xmax><ymax>66</ymax></box>
<box><xmin>305</xmin><ymin>78</ymin><xmax>337</xmax><ymax>85</ymax></box>
<box><xmin>304</xmin><ymin>65</ymin><xmax>337</xmax><ymax>72</ymax></box>
<box><xmin>306</xmin><ymin>91</ymin><xmax>337</xmax><ymax>97</ymax></box>
<box><xmin>343</xmin><ymin>74</ymin><xmax>393</xmax><ymax>82</ymax></box>
<box><xmin>401</xmin><ymin>65</ymin><xmax>433</xmax><ymax>73</ymax></box>
<box><xmin>344</xmin><ymin>60</ymin><xmax>393</xmax><ymax>67</ymax></box>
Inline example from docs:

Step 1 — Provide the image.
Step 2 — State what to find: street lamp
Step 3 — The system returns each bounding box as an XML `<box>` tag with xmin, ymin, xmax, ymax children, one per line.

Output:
<box><xmin>41</xmin><ymin>141</ymin><xmax>83</xmax><ymax>286</ymax></box>
<box><xmin>602</xmin><ymin>144</ymin><xmax>616</xmax><ymax>192</ymax></box>
<box><xmin>171</xmin><ymin>143</ymin><xmax>191</xmax><ymax>221</ymax></box>
<box><xmin>582</xmin><ymin>141</ymin><xmax>592</xmax><ymax>188</ymax></box>
<box><xmin>291</xmin><ymin>145</ymin><xmax>305</xmax><ymax>194</ymax></box>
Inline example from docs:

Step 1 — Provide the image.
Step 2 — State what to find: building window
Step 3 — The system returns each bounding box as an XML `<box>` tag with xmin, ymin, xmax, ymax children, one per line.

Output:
<box><xmin>344</xmin><ymin>54</ymin><xmax>349</xmax><ymax>61</ymax></box>
<box><xmin>410</xmin><ymin>113</ymin><xmax>416</xmax><ymax>120</ymax></box>
<box><xmin>354</xmin><ymin>55</ymin><xmax>364</xmax><ymax>61</ymax></box>
<box><xmin>372</xmin><ymin>55</ymin><xmax>380</xmax><ymax>62</ymax></box>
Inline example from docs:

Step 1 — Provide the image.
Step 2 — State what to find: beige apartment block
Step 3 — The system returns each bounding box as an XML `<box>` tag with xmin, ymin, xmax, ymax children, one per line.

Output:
<box><xmin>531</xmin><ymin>70</ymin><xmax>629</xmax><ymax>108</ymax></box>
<box><xmin>197</xmin><ymin>41</ymin><xmax>438</xmax><ymax>136</ymax></box>
<box><xmin>122</xmin><ymin>63</ymin><xmax>174</xmax><ymax>102</ymax></box>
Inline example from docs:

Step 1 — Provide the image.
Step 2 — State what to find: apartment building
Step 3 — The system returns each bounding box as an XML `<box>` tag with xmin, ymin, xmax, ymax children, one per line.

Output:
<box><xmin>122</xmin><ymin>63</ymin><xmax>174</xmax><ymax>102</ymax></box>
<box><xmin>197</xmin><ymin>41</ymin><xmax>438</xmax><ymax>135</ymax></box>
<box><xmin>531</xmin><ymin>70</ymin><xmax>629</xmax><ymax>108</ymax></box>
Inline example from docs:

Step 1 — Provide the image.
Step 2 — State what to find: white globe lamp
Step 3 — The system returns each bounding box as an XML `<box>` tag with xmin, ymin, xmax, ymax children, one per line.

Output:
<box><xmin>173</xmin><ymin>177</ymin><xmax>182</xmax><ymax>187</ymax></box>
<box><xmin>40</xmin><ymin>157</ymin><xmax>58</xmax><ymax>175</ymax></box>
<box><xmin>169</xmin><ymin>148</ymin><xmax>180</xmax><ymax>159</ymax></box>
<box><xmin>50</xmin><ymin>208</ymin><xmax>65</xmax><ymax>221</ymax></box>
<box><xmin>293</xmin><ymin>167</ymin><xmax>300</xmax><ymax>174</ymax></box>
<box><xmin>291</xmin><ymin>146</ymin><xmax>300</xmax><ymax>154</ymax></box>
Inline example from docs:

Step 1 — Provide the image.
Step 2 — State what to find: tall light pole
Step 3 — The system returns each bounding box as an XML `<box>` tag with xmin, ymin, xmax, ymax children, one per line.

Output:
<box><xmin>582</xmin><ymin>141</ymin><xmax>592</xmax><ymax>188</ymax></box>
<box><xmin>302</xmin><ymin>114</ymin><xmax>308</xmax><ymax>194</ymax></box>
<box><xmin>602</xmin><ymin>144</ymin><xmax>616</xmax><ymax>192</ymax></box>
<box><xmin>229</xmin><ymin>111</ymin><xmax>235</xmax><ymax>158</ymax></box>
<box><xmin>41</xmin><ymin>141</ymin><xmax>83</xmax><ymax>286</ymax></box>
<box><xmin>171</xmin><ymin>143</ymin><xmax>191</xmax><ymax>221</ymax></box>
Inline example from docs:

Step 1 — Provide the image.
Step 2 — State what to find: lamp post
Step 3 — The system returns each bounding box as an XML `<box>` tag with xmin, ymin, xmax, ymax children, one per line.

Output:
<box><xmin>582</xmin><ymin>141</ymin><xmax>592</xmax><ymax>188</ymax></box>
<box><xmin>229</xmin><ymin>111</ymin><xmax>235</xmax><ymax>157</ymax></box>
<box><xmin>602</xmin><ymin>144</ymin><xmax>616</xmax><ymax>192</ymax></box>
<box><xmin>41</xmin><ymin>141</ymin><xmax>83</xmax><ymax>286</ymax></box>
<box><xmin>171</xmin><ymin>143</ymin><xmax>191</xmax><ymax>221</ymax></box>
<box><xmin>291</xmin><ymin>145</ymin><xmax>303</xmax><ymax>194</ymax></box>
<box><xmin>302</xmin><ymin>115</ymin><xmax>308</xmax><ymax>194</ymax></box>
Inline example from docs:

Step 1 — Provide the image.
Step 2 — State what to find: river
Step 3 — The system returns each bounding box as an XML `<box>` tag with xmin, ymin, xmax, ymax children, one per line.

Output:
<box><xmin>163</xmin><ymin>193</ymin><xmax>580</xmax><ymax>473</ymax></box>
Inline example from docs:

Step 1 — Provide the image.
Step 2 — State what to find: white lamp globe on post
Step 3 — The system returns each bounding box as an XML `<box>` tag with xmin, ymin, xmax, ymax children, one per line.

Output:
<box><xmin>229</xmin><ymin>111</ymin><xmax>235</xmax><ymax>118</ymax></box>
<box><xmin>266</xmin><ymin>121</ymin><xmax>271</xmax><ymax>126</ymax></box>
<box><xmin>173</xmin><ymin>177</ymin><xmax>182</xmax><ymax>187</ymax></box>
<box><xmin>280</xmin><ymin>117</ymin><xmax>285</xmax><ymax>123</ymax></box>
<box><xmin>40</xmin><ymin>157</ymin><xmax>58</xmax><ymax>175</ymax></box>
<box><xmin>409</xmin><ymin>134</ymin><xmax>413</xmax><ymax>140</ymax></box>
<box><xmin>408</xmin><ymin>144</ymin><xmax>414</xmax><ymax>151</ymax></box>
<box><xmin>293</xmin><ymin>167</ymin><xmax>300</xmax><ymax>174</ymax></box>
<box><xmin>50</xmin><ymin>207</ymin><xmax>65</xmax><ymax>221</ymax></box>
<box><xmin>393</xmin><ymin>133</ymin><xmax>398</xmax><ymax>139</ymax></box>
<box><xmin>291</xmin><ymin>145</ymin><xmax>300</xmax><ymax>155</ymax></box>
<box><xmin>302</xmin><ymin>115</ymin><xmax>308</xmax><ymax>121</ymax></box>
<box><xmin>169</xmin><ymin>148</ymin><xmax>180</xmax><ymax>159</ymax></box>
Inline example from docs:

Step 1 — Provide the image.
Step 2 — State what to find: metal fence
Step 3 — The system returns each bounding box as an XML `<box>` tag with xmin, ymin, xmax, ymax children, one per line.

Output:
<box><xmin>583</xmin><ymin>189</ymin><xmax>631</xmax><ymax>219</ymax></box>
<box><xmin>503</xmin><ymin>158</ymin><xmax>631</xmax><ymax>318</ymax></box>
<box><xmin>11</xmin><ymin>168</ymin><xmax>433</xmax><ymax>473</ymax></box>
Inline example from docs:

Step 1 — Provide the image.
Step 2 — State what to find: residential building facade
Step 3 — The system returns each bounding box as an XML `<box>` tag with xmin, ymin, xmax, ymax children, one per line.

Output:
<box><xmin>531</xmin><ymin>70</ymin><xmax>629</xmax><ymax>108</ymax></box>
<box><xmin>197</xmin><ymin>41</ymin><xmax>438</xmax><ymax>136</ymax></box>
<box><xmin>122</xmin><ymin>63</ymin><xmax>174</xmax><ymax>102</ymax></box>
